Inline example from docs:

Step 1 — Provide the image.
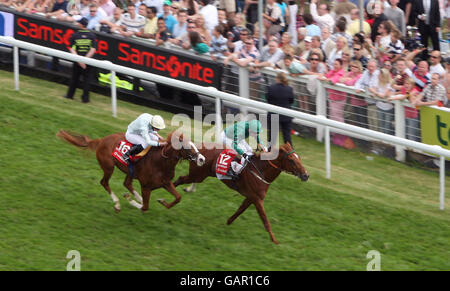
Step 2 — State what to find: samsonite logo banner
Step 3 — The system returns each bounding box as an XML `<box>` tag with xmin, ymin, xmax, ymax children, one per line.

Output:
<box><xmin>420</xmin><ymin>106</ymin><xmax>450</xmax><ymax>151</ymax></box>
<box><xmin>7</xmin><ymin>8</ymin><xmax>222</xmax><ymax>88</ymax></box>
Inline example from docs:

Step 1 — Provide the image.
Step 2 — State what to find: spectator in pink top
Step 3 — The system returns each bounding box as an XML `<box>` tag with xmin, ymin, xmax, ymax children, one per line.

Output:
<box><xmin>388</xmin><ymin>77</ymin><xmax>421</xmax><ymax>141</ymax></box>
<box><xmin>319</xmin><ymin>58</ymin><xmax>347</xmax><ymax>146</ymax></box>
<box><xmin>99</xmin><ymin>0</ymin><xmax>116</xmax><ymax>17</ymax></box>
<box><xmin>340</xmin><ymin>60</ymin><xmax>365</xmax><ymax>127</ymax></box>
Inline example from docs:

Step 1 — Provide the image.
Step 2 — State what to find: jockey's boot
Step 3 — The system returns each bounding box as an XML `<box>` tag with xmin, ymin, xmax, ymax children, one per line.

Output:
<box><xmin>228</xmin><ymin>161</ymin><xmax>244</xmax><ymax>180</ymax></box>
<box><xmin>123</xmin><ymin>144</ymin><xmax>144</xmax><ymax>163</ymax></box>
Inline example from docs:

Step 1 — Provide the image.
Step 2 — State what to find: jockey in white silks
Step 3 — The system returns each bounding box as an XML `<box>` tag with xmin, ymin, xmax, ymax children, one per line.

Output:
<box><xmin>123</xmin><ymin>113</ymin><xmax>167</xmax><ymax>163</ymax></box>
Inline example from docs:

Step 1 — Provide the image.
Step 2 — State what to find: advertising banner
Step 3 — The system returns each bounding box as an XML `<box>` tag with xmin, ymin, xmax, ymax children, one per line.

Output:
<box><xmin>420</xmin><ymin>106</ymin><xmax>450</xmax><ymax>151</ymax></box>
<box><xmin>4</xmin><ymin>8</ymin><xmax>222</xmax><ymax>88</ymax></box>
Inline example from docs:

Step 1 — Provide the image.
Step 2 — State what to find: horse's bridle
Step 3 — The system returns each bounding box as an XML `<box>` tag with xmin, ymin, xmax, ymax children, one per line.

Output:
<box><xmin>161</xmin><ymin>143</ymin><xmax>199</xmax><ymax>162</ymax></box>
<box><xmin>267</xmin><ymin>149</ymin><xmax>302</xmax><ymax>176</ymax></box>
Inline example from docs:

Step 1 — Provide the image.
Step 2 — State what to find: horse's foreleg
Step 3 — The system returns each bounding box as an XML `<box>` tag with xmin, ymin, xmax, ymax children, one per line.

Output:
<box><xmin>227</xmin><ymin>198</ymin><xmax>252</xmax><ymax>225</ymax></box>
<box><xmin>123</xmin><ymin>175</ymin><xmax>143</xmax><ymax>204</ymax></box>
<box><xmin>184</xmin><ymin>183</ymin><xmax>196</xmax><ymax>193</ymax></box>
<box><xmin>100</xmin><ymin>169</ymin><xmax>121</xmax><ymax>213</ymax></box>
<box><xmin>173</xmin><ymin>175</ymin><xmax>193</xmax><ymax>187</ymax></box>
<box><xmin>254</xmin><ymin>199</ymin><xmax>279</xmax><ymax>245</ymax></box>
<box><xmin>158</xmin><ymin>182</ymin><xmax>182</xmax><ymax>209</ymax></box>
<box><xmin>174</xmin><ymin>175</ymin><xmax>197</xmax><ymax>192</ymax></box>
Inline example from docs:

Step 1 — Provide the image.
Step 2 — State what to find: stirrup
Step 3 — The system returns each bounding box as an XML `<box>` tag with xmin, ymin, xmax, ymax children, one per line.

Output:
<box><xmin>226</xmin><ymin>168</ymin><xmax>239</xmax><ymax>179</ymax></box>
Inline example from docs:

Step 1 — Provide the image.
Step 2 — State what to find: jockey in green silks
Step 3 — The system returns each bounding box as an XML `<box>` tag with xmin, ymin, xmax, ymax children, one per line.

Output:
<box><xmin>221</xmin><ymin>119</ymin><xmax>267</xmax><ymax>176</ymax></box>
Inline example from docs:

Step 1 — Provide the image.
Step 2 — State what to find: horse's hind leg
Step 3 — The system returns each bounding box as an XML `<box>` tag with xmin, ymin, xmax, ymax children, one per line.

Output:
<box><xmin>158</xmin><ymin>182</ymin><xmax>182</xmax><ymax>209</ymax></box>
<box><xmin>123</xmin><ymin>175</ymin><xmax>143</xmax><ymax>204</ymax></box>
<box><xmin>227</xmin><ymin>198</ymin><xmax>252</xmax><ymax>225</ymax></box>
<box><xmin>100</xmin><ymin>168</ymin><xmax>121</xmax><ymax>213</ymax></box>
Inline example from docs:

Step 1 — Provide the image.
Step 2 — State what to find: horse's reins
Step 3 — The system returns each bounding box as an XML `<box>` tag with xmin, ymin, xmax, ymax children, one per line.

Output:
<box><xmin>248</xmin><ymin>149</ymin><xmax>298</xmax><ymax>184</ymax></box>
<box><xmin>161</xmin><ymin>144</ymin><xmax>169</xmax><ymax>158</ymax></box>
<box><xmin>248</xmin><ymin>158</ymin><xmax>271</xmax><ymax>185</ymax></box>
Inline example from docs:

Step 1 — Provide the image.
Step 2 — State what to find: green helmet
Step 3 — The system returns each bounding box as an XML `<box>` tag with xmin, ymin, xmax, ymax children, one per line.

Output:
<box><xmin>248</xmin><ymin>120</ymin><xmax>262</xmax><ymax>134</ymax></box>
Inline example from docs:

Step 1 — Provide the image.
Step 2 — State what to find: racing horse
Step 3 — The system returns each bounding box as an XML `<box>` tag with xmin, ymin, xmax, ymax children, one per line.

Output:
<box><xmin>57</xmin><ymin>130</ymin><xmax>205</xmax><ymax>213</ymax></box>
<box><xmin>173</xmin><ymin>143</ymin><xmax>309</xmax><ymax>244</ymax></box>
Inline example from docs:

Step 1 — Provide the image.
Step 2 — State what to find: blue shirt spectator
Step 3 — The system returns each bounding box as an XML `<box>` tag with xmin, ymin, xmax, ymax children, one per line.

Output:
<box><xmin>157</xmin><ymin>0</ymin><xmax>178</xmax><ymax>34</ymax></box>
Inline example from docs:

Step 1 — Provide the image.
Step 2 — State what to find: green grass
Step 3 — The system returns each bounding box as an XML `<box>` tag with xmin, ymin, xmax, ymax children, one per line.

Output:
<box><xmin>0</xmin><ymin>70</ymin><xmax>449</xmax><ymax>270</ymax></box>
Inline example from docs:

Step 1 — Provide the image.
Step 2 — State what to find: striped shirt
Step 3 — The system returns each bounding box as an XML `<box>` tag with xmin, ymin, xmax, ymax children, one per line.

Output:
<box><xmin>421</xmin><ymin>84</ymin><xmax>446</xmax><ymax>103</ymax></box>
<box><xmin>122</xmin><ymin>13</ymin><xmax>146</xmax><ymax>33</ymax></box>
<box><xmin>411</xmin><ymin>67</ymin><xmax>431</xmax><ymax>92</ymax></box>
<box><xmin>210</xmin><ymin>34</ymin><xmax>228</xmax><ymax>57</ymax></box>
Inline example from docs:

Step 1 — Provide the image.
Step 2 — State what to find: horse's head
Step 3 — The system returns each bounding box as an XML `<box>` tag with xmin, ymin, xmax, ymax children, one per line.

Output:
<box><xmin>271</xmin><ymin>143</ymin><xmax>309</xmax><ymax>181</ymax></box>
<box><xmin>166</xmin><ymin>130</ymin><xmax>206</xmax><ymax>166</ymax></box>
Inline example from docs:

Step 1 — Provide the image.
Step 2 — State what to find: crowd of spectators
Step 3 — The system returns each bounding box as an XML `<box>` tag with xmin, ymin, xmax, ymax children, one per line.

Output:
<box><xmin>2</xmin><ymin>0</ymin><xmax>450</xmax><ymax>149</ymax></box>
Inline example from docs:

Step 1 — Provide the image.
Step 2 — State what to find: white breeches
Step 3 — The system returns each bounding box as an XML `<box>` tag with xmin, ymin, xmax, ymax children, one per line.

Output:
<box><xmin>220</xmin><ymin>131</ymin><xmax>253</xmax><ymax>155</ymax></box>
<box><xmin>125</xmin><ymin>132</ymin><xmax>149</xmax><ymax>148</ymax></box>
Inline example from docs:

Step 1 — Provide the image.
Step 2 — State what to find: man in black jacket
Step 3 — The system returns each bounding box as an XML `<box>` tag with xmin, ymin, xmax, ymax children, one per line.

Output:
<box><xmin>267</xmin><ymin>72</ymin><xmax>294</xmax><ymax>146</ymax></box>
<box><xmin>411</xmin><ymin>0</ymin><xmax>441</xmax><ymax>57</ymax></box>
<box><xmin>65</xmin><ymin>18</ymin><xmax>97</xmax><ymax>103</ymax></box>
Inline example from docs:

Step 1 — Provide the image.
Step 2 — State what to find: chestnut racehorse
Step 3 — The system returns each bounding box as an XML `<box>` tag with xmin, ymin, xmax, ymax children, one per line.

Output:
<box><xmin>57</xmin><ymin>130</ymin><xmax>205</xmax><ymax>212</ymax></box>
<box><xmin>173</xmin><ymin>143</ymin><xmax>309</xmax><ymax>244</ymax></box>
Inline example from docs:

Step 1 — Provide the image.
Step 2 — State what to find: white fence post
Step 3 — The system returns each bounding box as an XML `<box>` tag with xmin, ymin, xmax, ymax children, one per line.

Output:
<box><xmin>316</xmin><ymin>80</ymin><xmax>327</xmax><ymax>142</ymax></box>
<box><xmin>13</xmin><ymin>46</ymin><xmax>19</xmax><ymax>91</ymax></box>
<box><xmin>395</xmin><ymin>100</ymin><xmax>406</xmax><ymax>162</ymax></box>
<box><xmin>325</xmin><ymin>125</ymin><xmax>331</xmax><ymax>179</ymax></box>
<box><xmin>238</xmin><ymin>66</ymin><xmax>249</xmax><ymax>116</ymax></box>
<box><xmin>111</xmin><ymin>70</ymin><xmax>117</xmax><ymax>118</ymax></box>
<box><xmin>216</xmin><ymin>97</ymin><xmax>222</xmax><ymax>141</ymax></box>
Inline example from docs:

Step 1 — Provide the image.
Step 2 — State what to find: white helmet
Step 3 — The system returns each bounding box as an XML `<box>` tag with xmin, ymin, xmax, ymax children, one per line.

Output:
<box><xmin>151</xmin><ymin>115</ymin><xmax>166</xmax><ymax>130</ymax></box>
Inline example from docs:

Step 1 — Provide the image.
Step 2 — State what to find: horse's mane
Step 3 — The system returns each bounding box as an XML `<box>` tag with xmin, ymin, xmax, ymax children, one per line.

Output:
<box><xmin>166</xmin><ymin>130</ymin><xmax>183</xmax><ymax>145</ymax></box>
<box><xmin>254</xmin><ymin>143</ymin><xmax>293</xmax><ymax>160</ymax></box>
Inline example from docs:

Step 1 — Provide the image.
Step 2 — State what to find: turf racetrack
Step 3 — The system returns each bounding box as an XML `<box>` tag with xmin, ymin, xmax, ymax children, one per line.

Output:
<box><xmin>0</xmin><ymin>70</ymin><xmax>449</xmax><ymax>270</ymax></box>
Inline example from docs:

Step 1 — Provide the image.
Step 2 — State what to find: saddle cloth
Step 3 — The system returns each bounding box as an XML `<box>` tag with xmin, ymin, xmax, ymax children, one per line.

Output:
<box><xmin>216</xmin><ymin>149</ymin><xmax>238</xmax><ymax>176</ymax></box>
<box><xmin>112</xmin><ymin>140</ymin><xmax>150</xmax><ymax>166</ymax></box>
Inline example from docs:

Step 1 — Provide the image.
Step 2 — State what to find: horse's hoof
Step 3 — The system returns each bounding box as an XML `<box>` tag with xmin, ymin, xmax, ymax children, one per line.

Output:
<box><xmin>157</xmin><ymin>199</ymin><xmax>169</xmax><ymax>207</ymax></box>
<box><xmin>141</xmin><ymin>207</ymin><xmax>148</xmax><ymax>213</ymax></box>
<box><xmin>114</xmin><ymin>206</ymin><xmax>121</xmax><ymax>213</ymax></box>
<box><xmin>123</xmin><ymin>193</ymin><xmax>131</xmax><ymax>201</ymax></box>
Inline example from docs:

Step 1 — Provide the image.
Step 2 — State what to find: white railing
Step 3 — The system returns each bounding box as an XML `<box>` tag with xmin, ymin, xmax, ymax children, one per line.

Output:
<box><xmin>1</xmin><ymin>35</ymin><xmax>448</xmax><ymax>210</ymax></box>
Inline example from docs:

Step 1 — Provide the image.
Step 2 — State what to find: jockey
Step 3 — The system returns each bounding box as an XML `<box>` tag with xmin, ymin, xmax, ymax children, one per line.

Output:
<box><xmin>123</xmin><ymin>113</ymin><xmax>167</xmax><ymax>163</ymax></box>
<box><xmin>221</xmin><ymin>119</ymin><xmax>266</xmax><ymax>176</ymax></box>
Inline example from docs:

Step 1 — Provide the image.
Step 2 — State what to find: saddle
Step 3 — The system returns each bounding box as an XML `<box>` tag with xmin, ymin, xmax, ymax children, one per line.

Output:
<box><xmin>112</xmin><ymin>140</ymin><xmax>151</xmax><ymax>166</ymax></box>
<box><xmin>216</xmin><ymin>149</ymin><xmax>242</xmax><ymax>180</ymax></box>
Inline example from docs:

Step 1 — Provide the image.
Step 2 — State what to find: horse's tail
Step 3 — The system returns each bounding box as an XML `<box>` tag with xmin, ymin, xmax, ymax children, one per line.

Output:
<box><xmin>56</xmin><ymin>130</ymin><xmax>101</xmax><ymax>151</ymax></box>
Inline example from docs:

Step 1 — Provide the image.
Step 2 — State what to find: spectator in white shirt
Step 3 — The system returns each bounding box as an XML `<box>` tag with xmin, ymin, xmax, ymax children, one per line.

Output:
<box><xmin>99</xmin><ymin>7</ymin><xmax>124</xmax><ymax>33</ymax></box>
<box><xmin>429</xmin><ymin>50</ymin><xmax>446</xmax><ymax>78</ymax></box>
<box><xmin>309</xmin><ymin>0</ymin><xmax>335</xmax><ymax>30</ymax></box>
<box><xmin>199</xmin><ymin>0</ymin><xmax>218</xmax><ymax>34</ymax></box>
